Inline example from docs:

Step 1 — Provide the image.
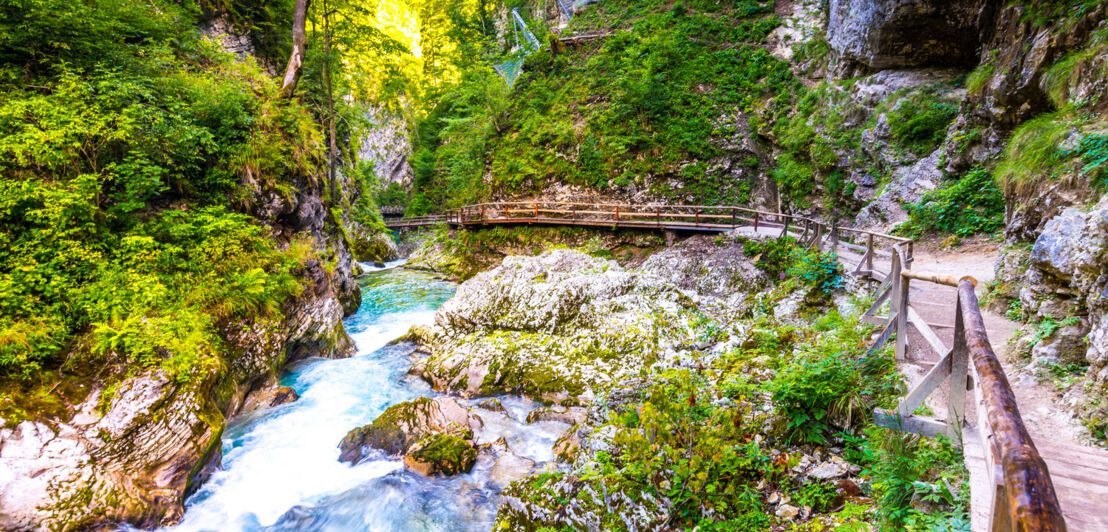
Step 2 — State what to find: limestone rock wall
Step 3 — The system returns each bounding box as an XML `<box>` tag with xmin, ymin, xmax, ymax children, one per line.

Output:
<box><xmin>827</xmin><ymin>0</ymin><xmax>996</xmax><ymax>76</ymax></box>
<box><xmin>358</xmin><ymin>107</ymin><xmax>413</xmax><ymax>186</ymax></box>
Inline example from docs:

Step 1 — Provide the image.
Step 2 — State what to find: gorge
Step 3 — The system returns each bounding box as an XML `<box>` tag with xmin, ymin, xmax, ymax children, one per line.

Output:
<box><xmin>2</xmin><ymin>0</ymin><xmax>1108</xmax><ymax>530</ymax></box>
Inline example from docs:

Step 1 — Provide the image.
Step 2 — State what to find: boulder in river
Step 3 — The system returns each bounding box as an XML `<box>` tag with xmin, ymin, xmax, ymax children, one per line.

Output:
<box><xmin>338</xmin><ymin>397</ymin><xmax>478</xmax><ymax>464</ymax></box>
<box><xmin>411</xmin><ymin>249</ymin><xmax>703</xmax><ymax>400</ymax></box>
<box><xmin>403</xmin><ymin>434</ymin><xmax>478</xmax><ymax>476</ymax></box>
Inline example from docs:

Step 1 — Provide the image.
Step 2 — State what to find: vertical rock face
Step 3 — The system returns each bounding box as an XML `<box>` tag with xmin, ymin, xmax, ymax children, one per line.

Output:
<box><xmin>828</xmin><ymin>0</ymin><xmax>995</xmax><ymax>75</ymax></box>
<box><xmin>1019</xmin><ymin>197</ymin><xmax>1108</xmax><ymax>379</ymax></box>
<box><xmin>200</xmin><ymin>16</ymin><xmax>255</xmax><ymax>58</ymax></box>
<box><xmin>358</xmin><ymin>107</ymin><xmax>413</xmax><ymax>186</ymax></box>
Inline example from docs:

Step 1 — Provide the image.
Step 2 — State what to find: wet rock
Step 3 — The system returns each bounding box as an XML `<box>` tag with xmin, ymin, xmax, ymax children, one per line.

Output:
<box><xmin>338</xmin><ymin>397</ymin><xmax>478</xmax><ymax>464</ymax></box>
<box><xmin>553</xmin><ymin>429</ymin><xmax>582</xmax><ymax>463</ymax></box>
<box><xmin>403</xmin><ymin>434</ymin><xmax>478</xmax><ymax>477</ymax></box>
<box><xmin>351</xmin><ymin>231</ymin><xmax>399</xmax><ymax>264</ymax></box>
<box><xmin>525</xmin><ymin>406</ymin><xmax>587</xmax><ymax>426</ymax></box>
<box><xmin>413</xmin><ymin>250</ymin><xmax>702</xmax><ymax>400</ymax></box>
<box><xmin>639</xmin><ymin>234</ymin><xmax>768</xmax><ymax>301</ymax></box>
<box><xmin>241</xmin><ymin>385</ymin><xmax>301</xmax><ymax>415</ymax></box>
<box><xmin>488</xmin><ymin>452</ymin><xmax>536</xmax><ymax>487</ymax></box>
<box><xmin>477</xmin><ymin>398</ymin><xmax>507</xmax><ymax>414</ymax></box>
<box><xmin>496</xmin><ymin>473</ymin><xmax>672</xmax><ymax>531</ymax></box>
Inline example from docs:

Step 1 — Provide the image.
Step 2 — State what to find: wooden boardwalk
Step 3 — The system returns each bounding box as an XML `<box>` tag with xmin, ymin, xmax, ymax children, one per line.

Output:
<box><xmin>388</xmin><ymin>201</ymin><xmax>1108</xmax><ymax>531</ymax></box>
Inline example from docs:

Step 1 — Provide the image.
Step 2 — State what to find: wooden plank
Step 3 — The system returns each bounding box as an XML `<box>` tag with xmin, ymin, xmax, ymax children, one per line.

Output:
<box><xmin>895</xmin><ymin>349</ymin><xmax>953</xmax><ymax>417</ymax></box>
<box><xmin>875</xmin><ymin>410</ymin><xmax>956</xmax><ymax>439</ymax></box>
<box><xmin>1032</xmin><ymin>441</ymin><xmax>1108</xmax><ymax>471</ymax></box>
<box><xmin>963</xmin><ymin>426</ymin><xmax>996</xmax><ymax>532</ymax></box>
<box><xmin>867</xmin><ymin>314</ymin><xmax>898</xmax><ymax>355</ymax></box>
<box><xmin>861</xmin><ymin>315</ymin><xmax>891</xmax><ymax>326</ymax></box>
<box><xmin>908</xmin><ymin>304</ymin><xmax>949</xmax><ymax>358</ymax></box>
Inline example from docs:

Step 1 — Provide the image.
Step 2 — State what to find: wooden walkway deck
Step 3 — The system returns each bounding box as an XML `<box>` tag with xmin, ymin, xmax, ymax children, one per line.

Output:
<box><xmin>387</xmin><ymin>201</ymin><xmax>1108</xmax><ymax>531</ymax></box>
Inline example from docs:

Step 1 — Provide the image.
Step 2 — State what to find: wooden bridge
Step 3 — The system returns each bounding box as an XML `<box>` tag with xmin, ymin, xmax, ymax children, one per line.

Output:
<box><xmin>387</xmin><ymin>201</ymin><xmax>1107</xmax><ymax>531</ymax></box>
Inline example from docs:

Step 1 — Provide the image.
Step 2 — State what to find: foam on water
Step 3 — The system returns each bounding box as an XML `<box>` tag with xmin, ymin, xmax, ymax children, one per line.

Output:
<box><xmin>168</xmin><ymin>269</ymin><xmax>457</xmax><ymax>531</ymax></box>
<box><xmin>168</xmin><ymin>268</ymin><xmax>570</xmax><ymax>532</ymax></box>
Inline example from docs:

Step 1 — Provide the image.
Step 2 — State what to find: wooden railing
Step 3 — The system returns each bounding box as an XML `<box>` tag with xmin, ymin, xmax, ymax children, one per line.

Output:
<box><xmin>385</xmin><ymin>199</ymin><xmax>1066</xmax><ymax>530</ymax></box>
<box><xmin>388</xmin><ymin>200</ymin><xmax>913</xmax><ymax>264</ymax></box>
<box><xmin>868</xmin><ymin>248</ymin><xmax>1067</xmax><ymax>531</ymax></box>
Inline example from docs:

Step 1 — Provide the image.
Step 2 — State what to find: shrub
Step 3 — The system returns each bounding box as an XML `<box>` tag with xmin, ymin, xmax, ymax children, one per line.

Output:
<box><xmin>769</xmin><ymin>354</ymin><xmax>860</xmax><ymax>444</ymax></box>
<box><xmin>900</xmin><ymin>167</ymin><xmax>1005</xmax><ymax>237</ymax></box>
<box><xmin>888</xmin><ymin>93</ymin><xmax>958</xmax><ymax>156</ymax></box>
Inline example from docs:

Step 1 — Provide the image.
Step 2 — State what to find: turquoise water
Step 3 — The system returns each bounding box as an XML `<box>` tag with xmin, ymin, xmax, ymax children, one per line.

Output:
<box><xmin>170</xmin><ymin>264</ymin><xmax>513</xmax><ymax>531</ymax></box>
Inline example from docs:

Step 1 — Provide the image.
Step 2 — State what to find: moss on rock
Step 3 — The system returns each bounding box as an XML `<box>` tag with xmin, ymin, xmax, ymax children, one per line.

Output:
<box><xmin>403</xmin><ymin>433</ymin><xmax>477</xmax><ymax>476</ymax></box>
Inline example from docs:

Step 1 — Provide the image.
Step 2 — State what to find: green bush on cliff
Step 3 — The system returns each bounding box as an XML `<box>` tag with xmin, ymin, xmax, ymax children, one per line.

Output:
<box><xmin>407</xmin><ymin>0</ymin><xmax>799</xmax><ymax>207</ymax></box>
<box><xmin>900</xmin><ymin>167</ymin><xmax>1005</xmax><ymax>237</ymax></box>
<box><xmin>887</xmin><ymin>92</ymin><xmax>958</xmax><ymax>157</ymax></box>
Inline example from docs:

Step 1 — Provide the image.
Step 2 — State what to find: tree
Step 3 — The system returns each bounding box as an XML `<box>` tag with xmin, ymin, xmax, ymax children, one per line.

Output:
<box><xmin>280</xmin><ymin>0</ymin><xmax>311</xmax><ymax>97</ymax></box>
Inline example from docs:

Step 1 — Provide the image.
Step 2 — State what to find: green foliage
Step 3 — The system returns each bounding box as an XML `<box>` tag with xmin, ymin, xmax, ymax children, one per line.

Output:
<box><xmin>742</xmin><ymin>237</ymin><xmax>842</xmax><ymax>293</ymax></box>
<box><xmin>887</xmin><ymin>92</ymin><xmax>958</xmax><ymax>157</ymax></box>
<box><xmin>1062</xmin><ymin>133</ymin><xmax>1108</xmax><ymax>189</ymax></box>
<box><xmin>965</xmin><ymin>59</ymin><xmax>994</xmax><ymax>94</ymax></box>
<box><xmin>0</xmin><ymin>0</ymin><xmax>336</xmax><ymax>385</ymax></box>
<box><xmin>994</xmin><ymin>110</ymin><xmax>1097</xmax><ymax>194</ymax></box>
<box><xmin>591</xmin><ymin>368</ymin><xmax>781</xmax><ymax>529</ymax></box>
<box><xmin>866</xmin><ymin>429</ymin><xmax>969</xmax><ymax>530</ymax></box>
<box><xmin>767</xmin><ymin>311</ymin><xmax>901</xmax><ymax>444</ymax></box>
<box><xmin>900</xmin><ymin>168</ymin><xmax>1005</xmax><ymax>237</ymax></box>
<box><xmin>408</xmin><ymin>0</ymin><xmax>798</xmax><ymax>207</ymax></box>
<box><xmin>787</xmin><ymin>251</ymin><xmax>843</xmax><ymax>294</ymax></box>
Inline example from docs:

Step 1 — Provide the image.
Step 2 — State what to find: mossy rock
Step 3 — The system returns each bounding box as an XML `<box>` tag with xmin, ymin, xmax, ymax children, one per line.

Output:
<box><xmin>403</xmin><ymin>434</ymin><xmax>477</xmax><ymax>476</ymax></box>
<box><xmin>337</xmin><ymin>397</ymin><xmax>474</xmax><ymax>464</ymax></box>
<box><xmin>351</xmin><ymin>231</ymin><xmax>398</xmax><ymax>263</ymax></box>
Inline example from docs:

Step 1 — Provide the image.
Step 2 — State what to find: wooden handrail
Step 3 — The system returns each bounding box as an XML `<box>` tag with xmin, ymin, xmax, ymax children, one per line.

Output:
<box><xmin>873</xmin><ymin>268</ymin><xmax>1067</xmax><ymax>530</ymax></box>
<box><xmin>958</xmin><ymin>282</ymin><xmax>1066</xmax><ymax>531</ymax></box>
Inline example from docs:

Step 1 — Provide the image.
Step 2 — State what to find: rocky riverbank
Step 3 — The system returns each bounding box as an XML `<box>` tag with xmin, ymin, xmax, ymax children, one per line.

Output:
<box><xmin>339</xmin><ymin>232</ymin><xmax>904</xmax><ymax>529</ymax></box>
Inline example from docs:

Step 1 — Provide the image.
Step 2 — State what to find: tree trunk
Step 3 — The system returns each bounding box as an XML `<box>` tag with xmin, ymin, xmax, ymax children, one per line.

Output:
<box><xmin>323</xmin><ymin>1</ymin><xmax>338</xmax><ymax>204</ymax></box>
<box><xmin>279</xmin><ymin>0</ymin><xmax>310</xmax><ymax>98</ymax></box>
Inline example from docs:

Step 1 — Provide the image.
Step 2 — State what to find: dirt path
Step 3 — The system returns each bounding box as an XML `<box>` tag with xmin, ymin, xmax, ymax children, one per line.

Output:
<box><xmin>898</xmin><ymin>241</ymin><xmax>1090</xmax><ymax>448</ymax></box>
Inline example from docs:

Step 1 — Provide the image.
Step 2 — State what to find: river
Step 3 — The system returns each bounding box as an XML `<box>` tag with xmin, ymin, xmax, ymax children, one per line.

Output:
<box><xmin>168</xmin><ymin>263</ymin><xmax>566</xmax><ymax>531</ymax></box>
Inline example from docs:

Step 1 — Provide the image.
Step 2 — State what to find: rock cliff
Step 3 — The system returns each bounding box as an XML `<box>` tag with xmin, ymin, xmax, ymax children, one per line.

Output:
<box><xmin>1</xmin><ymin>130</ymin><xmax>364</xmax><ymax>530</ymax></box>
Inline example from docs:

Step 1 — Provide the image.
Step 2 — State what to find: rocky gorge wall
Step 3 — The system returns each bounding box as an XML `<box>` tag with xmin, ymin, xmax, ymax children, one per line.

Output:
<box><xmin>0</xmin><ymin>88</ymin><xmax>369</xmax><ymax>532</ymax></box>
<box><xmin>772</xmin><ymin>0</ymin><xmax>1108</xmax><ymax>438</ymax></box>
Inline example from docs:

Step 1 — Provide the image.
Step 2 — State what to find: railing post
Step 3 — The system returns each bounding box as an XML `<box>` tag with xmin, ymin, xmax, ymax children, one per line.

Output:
<box><xmin>814</xmin><ymin>223</ymin><xmax>823</xmax><ymax>252</ymax></box>
<box><xmin>830</xmin><ymin>217</ymin><xmax>839</xmax><ymax>254</ymax></box>
<box><xmin>865</xmin><ymin>233</ymin><xmax>874</xmax><ymax>273</ymax></box>
<box><xmin>615</xmin><ymin>204</ymin><xmax>620</xmax><ymax>225</ymax></box>
<box><xmin>950</xmin><ymin>298</ymin><xmax>969</xmax><ymax>430</ymax></box>
<box><xmin>895</xmin><ymin>256</ymin><xmax>910</xmax><ymax>361</ymax></box>
<box><xmin>731</xmin><ymin>208</ymin><xmax>735</xmax><ymax>228</ymax></box>
<box><xmin>533</xmin><ymin>201</ymin><xmax>538</xmax><ymax>219</ymax></box>
<box><xmin>780</xmin><ymin>216</ymin><xmax>789</xmax><ymax>239</ymax></box>
<box><xmin>754</xmin><ymin>211</ymin><xmax>759</xmax><ymax>232</ymax></box>
<box><xmin>657</xmin><ymin>207</ymin><xmax>661</xmax><ymax>228</ymax></box>
<box><xmin>695</xmin><ymin>207</ymin><xmax>700</xmax><ymax>226</ymax></box>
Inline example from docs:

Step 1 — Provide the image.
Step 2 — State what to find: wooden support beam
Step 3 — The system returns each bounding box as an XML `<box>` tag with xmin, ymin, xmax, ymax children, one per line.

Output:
<box><xmin>908</xmin><ymin>305</ymin><xmax>948</xmax><ymax>358</ymax></box>
<box><xmin>895</xmin><ymin>349</ymin><xmax>953</xmax><ymax>418</ymax></box>
<box><xmin>875</xmin><ymin>410</ymin><xmax>957</xmax><ymax>439</ymax></box>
